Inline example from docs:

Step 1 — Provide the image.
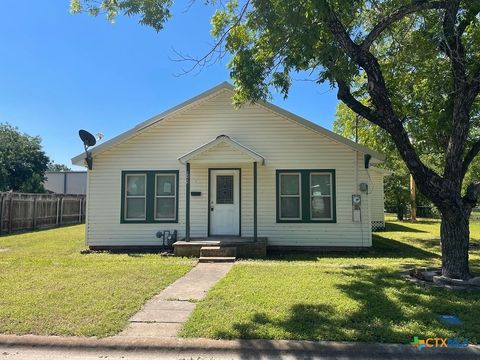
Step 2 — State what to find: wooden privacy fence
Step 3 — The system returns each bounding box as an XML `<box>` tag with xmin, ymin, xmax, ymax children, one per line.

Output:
<box><xmin>0</xmin><ymin>192</ymin><xmax>86</xmax><ymax>235</ymax></box>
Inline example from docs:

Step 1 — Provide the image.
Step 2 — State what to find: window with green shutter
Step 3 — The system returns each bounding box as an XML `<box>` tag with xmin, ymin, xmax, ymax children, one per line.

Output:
<box><xmin>276</xmin><ymin>169</ymin><xmax>336</xmax><ymax>223</ymax></box>
<box><xmin>121</xmin><ymin>170</ymin><xmax>179</xmax><ymax>223</ymax></box>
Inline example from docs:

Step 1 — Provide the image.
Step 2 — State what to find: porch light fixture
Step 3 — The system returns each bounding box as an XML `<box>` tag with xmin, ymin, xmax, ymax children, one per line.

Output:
<box><xmin>364</xmin><ymin>154</ymin><xmax>372</xmax><ymax>169</ymax></box>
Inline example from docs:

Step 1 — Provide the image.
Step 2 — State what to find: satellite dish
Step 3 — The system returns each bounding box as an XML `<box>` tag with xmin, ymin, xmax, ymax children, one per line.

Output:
<box><xmin>79</xmin><ymin>130</ymin><xmax>97</xmax><ymax>148</ymax></box>
<box><xmin>78</xmin><ymin>129</ymin><xmax>99</xmax><ymax>170</ymax></box>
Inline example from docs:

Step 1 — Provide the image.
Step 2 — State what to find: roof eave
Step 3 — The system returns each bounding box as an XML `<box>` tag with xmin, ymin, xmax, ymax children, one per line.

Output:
<box><xmin>255</xmin><ymin>98</ymin><xmax>386</xmax><ymax>162</ymax></box>
<box><xmin>71</xmin><ymin>154</ymin><xmax>86</xmax><ymax>167</ymax></box>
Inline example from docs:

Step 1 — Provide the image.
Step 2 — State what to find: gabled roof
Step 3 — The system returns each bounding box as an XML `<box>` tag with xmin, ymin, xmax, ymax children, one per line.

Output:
<box><xmin>178</xmin><ymin>135</ymin><xmax>265</xmax><ymax>164</ymax></box>
<box><xmin>72</xmin><ymin>82</ymin><xmax>385</xmax><ymax>166</ymax></box>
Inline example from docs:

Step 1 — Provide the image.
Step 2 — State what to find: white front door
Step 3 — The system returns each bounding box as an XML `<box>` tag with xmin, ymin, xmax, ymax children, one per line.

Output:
<box><xmin>210</xmin><ymin>169</ymin><xmax>240</xmax><ymax>236</ymax></box>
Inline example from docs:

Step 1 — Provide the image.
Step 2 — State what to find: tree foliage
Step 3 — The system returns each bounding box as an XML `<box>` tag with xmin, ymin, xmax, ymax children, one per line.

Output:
<box><xmin>70</xmin><ymin>0</ymin><xmax>173</xmax><ymax>31</ymax></box>
<box><xmin>0</xmin><ymin>123</ymin><xmax>50</xmax><ymax>193</ymax></box>
<box><xmin>48</xmin><ymin>163</ymin><xmax>72</xmax><ymax>172</ymax></box>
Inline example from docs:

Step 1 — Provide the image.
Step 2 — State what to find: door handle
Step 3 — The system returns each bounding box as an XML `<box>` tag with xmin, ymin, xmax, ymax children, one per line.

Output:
<box><xmin>210</xmin><ymin>207</ymin><xmax>214</xmax><ymax>211</ymax></box>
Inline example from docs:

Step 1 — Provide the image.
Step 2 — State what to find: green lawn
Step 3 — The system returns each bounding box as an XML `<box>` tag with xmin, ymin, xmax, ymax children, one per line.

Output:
<box><xmin>0</xmin><ymin>225</ymin><xmax>195</xmax><ymax>337</ymax></box>
<box><xmin>181</xmin><ymin>217</ymin><xmax>480</xmax><ymax>344</ymax></box>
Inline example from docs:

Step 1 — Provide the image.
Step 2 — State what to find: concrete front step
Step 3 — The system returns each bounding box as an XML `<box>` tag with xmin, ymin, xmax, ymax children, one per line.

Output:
<box><xmin>199</xmin><ymin>256</ymin><xmax>236</xmax><ymax>263</ymax></box>
<box><xmin>200</xmin><ymin>246</ymin><xmax>237</xmax><ymax>258</ymax></box>
<box><xmin>174</xmin><ymin>238</ymin><xmax>267</xmax><ymax>258</ymax></box>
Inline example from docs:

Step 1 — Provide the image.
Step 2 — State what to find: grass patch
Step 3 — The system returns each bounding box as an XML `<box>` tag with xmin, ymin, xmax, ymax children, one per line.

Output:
<box><xmin>181</xmin><ymin>217</ymin><xmax>480</xmax><ymax>344</ymax></box>
<box><xmin>0</xmin><ymin>225</ymin><xmax>195</xmax><ymax>337</ymax></box>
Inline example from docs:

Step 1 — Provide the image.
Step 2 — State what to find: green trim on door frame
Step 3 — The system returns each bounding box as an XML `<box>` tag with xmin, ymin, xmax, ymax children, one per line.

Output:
<box><xmin>185</xmin><ymin>163</ymin><xmax>190</xmax><ymax>241</ymax></box>
<box><xmin>275</xmin><ymin>169</ymin><xmax>336</xmax><ymax>223</ymax></box>
<box><xmin>120</xmin><ymin>170</ymin><xmax>179</xmax><ymax>224</ymax></box>
<box><xmin>207</xmin><ymin>168</ymin><xmax>241</xmax><ymax>237</ymax></box>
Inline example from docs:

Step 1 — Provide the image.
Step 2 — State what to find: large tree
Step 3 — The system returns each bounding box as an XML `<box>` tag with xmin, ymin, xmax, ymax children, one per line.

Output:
<box><xmin>0</xmin><ymin>123</ymin><xmax>50</xmax><ymax>193</ymax></box>
<box><xmin>72</xmin><ymin>0</ymin><xmax>480</xmax><ymax>280</ymax></box>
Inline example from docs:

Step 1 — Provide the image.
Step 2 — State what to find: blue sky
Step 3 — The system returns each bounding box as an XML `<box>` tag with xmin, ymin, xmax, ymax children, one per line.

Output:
<box><xmin>0</xmin><ymin>1</ymin><xmax>339</xmax><ymax>170</ymax></box>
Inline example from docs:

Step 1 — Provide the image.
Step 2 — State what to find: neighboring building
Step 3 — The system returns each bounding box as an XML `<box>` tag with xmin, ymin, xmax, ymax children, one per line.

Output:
<box><xmin>72</xmin><ymin>82</ymin><xmax>386</xmax><ymax>252</ymax></box>
<box><xmin>44</xmin><ymin>171</ymin><xmax>87</xmax><ymax>195</ymax></box>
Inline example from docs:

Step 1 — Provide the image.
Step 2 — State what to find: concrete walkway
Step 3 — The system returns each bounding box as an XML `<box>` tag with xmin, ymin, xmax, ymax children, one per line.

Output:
<box><xmin>119</xmin><ymin>262</ymin><xmax>233</xmax><ymax>338</ymax></box>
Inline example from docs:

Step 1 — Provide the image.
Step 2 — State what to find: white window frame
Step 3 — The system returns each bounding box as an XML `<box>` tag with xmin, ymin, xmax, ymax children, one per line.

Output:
<box><xmin>279</xmin><ymin>172</ymin><xmax>302</xmax><ymax>220</ymax></box>
<box><xmin>154</xmin><ymin>173</ymin><xmax>177</xmax><ymax>221</ymax></box>
<box><xmin>310</xmin><ymin>172</ymin><xmax>333</xmax><ymax>221</ymax></box>
<box><xmin>124</xmin><ymin>173</ymin><xmax>147</xmax><ymax>221</ymax></box>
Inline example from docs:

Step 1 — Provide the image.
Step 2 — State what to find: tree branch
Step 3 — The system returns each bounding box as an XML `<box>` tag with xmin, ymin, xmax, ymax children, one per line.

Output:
<box><xmin>336</xmin><ymin>79</ymin><xmax>381</xmax><ymax>124</ymax></box>
<box><xmin>321</xmin><ymin>1</ymin><xmax>448</xmax><ymax>206</ymax></box>
<box><xmin>442</xmin><ymin>1</ymin><xmax>471</xmax><ymax>183</ymax></box>
<box><xmin>462</xmin><ymin>139</ymin><xmax>480</xmax><ymax>177</ymax></box>
<box><xmin>171</xmin><ymin>0</ymin><xmax>251</xmax><ymax>75</ymax></box>
<box><xmin>467</xmin><ymin>69</ymin><xmax>480</xmax><ymax>108</ymax></box>
<box><xmin>458</xmin><ymin>5</ymin><xmax>480</xmax><ymax>36</ymax></box>
<box><xmin>321</xmin><ymin>1</ymin><xmax>396</xmax><ymax>120</ymax></box>
<box><xmin>442</xmin><ymin>1</ymin><xmax>466</xmax><ymax>85</ymax></box>
<box><xmin>362</xmin><ymin>0</ymin><xmax>447</xmax><ymax>50</ymax></box>
<box><xmin>463</xmin><ymin>181</ymin><xmax>480</xmax><ymax>208</ymax></box>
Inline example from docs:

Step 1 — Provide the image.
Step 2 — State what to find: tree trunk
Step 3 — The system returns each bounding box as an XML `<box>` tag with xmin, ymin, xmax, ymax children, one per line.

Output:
<box><xmin>440</xmin><ymin>208</ymin><xmax>471</xmax><ymax>280</ymax></box>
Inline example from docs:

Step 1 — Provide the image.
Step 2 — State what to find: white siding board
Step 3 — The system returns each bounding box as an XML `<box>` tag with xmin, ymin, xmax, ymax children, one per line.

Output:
<box><xmin>369</xmin><ymin>170</ymin><xmax>385</xmax><ymax>224</ymax></box>
<box><xmin>86</xmin><ymin>90</ymin><xmax>376</xmax><ymax>247</ymax></box>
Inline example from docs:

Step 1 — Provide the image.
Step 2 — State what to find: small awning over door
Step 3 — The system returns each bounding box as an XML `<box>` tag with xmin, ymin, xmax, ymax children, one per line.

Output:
<box><xmin>178</xmin><ymin>135</ymin><xmax>265</xmax><ymax>165</ymax></box>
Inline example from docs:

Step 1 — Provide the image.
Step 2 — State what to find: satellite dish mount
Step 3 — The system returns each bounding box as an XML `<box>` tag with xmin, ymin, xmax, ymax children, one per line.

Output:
<box><xmin>79</xmin><ymin>129</ymin><xmax>97</xmax><ymax>170</ymax></box>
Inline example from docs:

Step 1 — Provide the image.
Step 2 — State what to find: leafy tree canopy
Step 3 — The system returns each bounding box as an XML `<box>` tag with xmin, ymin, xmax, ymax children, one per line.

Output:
<box><xmin>48</xmin><ymin>163</ymin><xmax>72</xmax><ymax>172</ymax></box>
<box><xmin>70</xmin><ymin>0</ymin><xmax>172</xmax><ymax>31</ymax></box>
<box><xmin>0</xmin><ymin>123</ymin><xmax>50</xmax><ymax>193</ymax></box>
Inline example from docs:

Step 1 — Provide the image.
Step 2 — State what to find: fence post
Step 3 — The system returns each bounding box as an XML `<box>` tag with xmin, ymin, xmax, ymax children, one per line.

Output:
<box><xmin>60</xmin><ymin>197</ymin><xmax>64</xmax><ymax>225</ymax></box>
<box><xmin>32</xmin><ymin>196</ymin><xmax>37</xmax><ymax>230</ymax></box>
<box><xmin>78</xmin><ymin>198</ymin><xmax>82</xmax><ymax>224</ymax></box>
<box><xmin>56</xmin><ymin>198</ymin><xmax>60</xmax><ymax>225</ymax></box>
<box><xmin>8</xmin><ymin>196</ymin><xmax>13</xmax><ymax>234</ymax></box>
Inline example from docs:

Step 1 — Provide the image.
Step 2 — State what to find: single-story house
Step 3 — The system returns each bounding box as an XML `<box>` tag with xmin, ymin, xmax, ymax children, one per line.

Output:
<box><xmin>72</xmin><ymin>82</ymin><xmax>387</xmax><ymax>255</ymax></box>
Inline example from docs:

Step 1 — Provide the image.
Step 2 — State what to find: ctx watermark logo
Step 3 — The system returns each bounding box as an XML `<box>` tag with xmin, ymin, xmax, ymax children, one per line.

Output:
<box><xmin>411</xmin><ymin>336</ymin><xmax>469</xmax><ymax>350</ymax></box>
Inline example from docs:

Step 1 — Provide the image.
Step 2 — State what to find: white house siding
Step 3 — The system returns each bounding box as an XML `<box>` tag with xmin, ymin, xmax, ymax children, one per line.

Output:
<box><xmin>369</xmin><ymin>169</ymin><xmax>386</xmax><ymax>231</ymax></box>
<box><xmin>85</xmin><ymin>89</ymin><xmax>373</xmax><ymax>247</ymax></box>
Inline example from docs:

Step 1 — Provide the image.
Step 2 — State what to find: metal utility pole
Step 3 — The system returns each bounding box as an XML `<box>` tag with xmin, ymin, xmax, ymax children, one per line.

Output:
<box><xmin>355</xmin><ymin>115</ymin><xmax>359</xmax><ymax>143</ymax></box>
